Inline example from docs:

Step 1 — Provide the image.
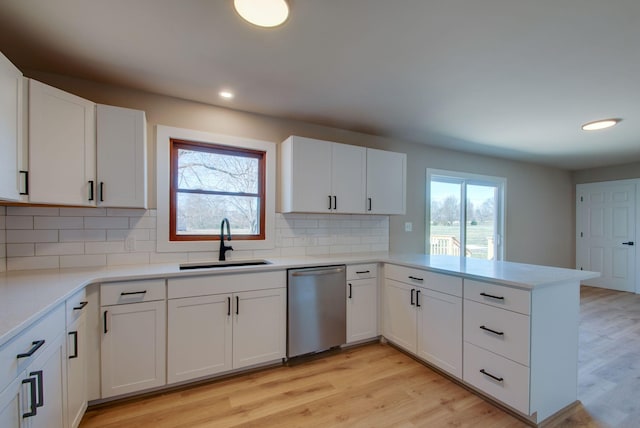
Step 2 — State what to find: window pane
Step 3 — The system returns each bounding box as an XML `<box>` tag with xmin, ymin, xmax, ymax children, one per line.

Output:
<box><xmin>430</xmin><ymin>181</ymin><xmax>462</xmax><ymax>256</ymax></box>
<box><xmin>466</xmin><ymin>184</ymin><xmax>497</xmax><ymax>260</ymax></box>
<box><xmin>177</xmin><ymin>148</ymin><xmax>259</xmax><ymax>194</ymax></box>
<box><xmin>176</xmin><ymin>193</ymin><xmax>260</xmax><ymax>236</ymax></box>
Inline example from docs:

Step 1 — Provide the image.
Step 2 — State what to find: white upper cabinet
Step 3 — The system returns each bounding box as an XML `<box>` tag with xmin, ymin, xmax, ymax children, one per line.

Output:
<box><xmin>0</xmin><ymin>52</ymin><xmax>23</xmax><ymax>201</ymax></box>
<box><xmin>366</xmin><ymin>148</ymin><xmax>406</xmax><ymax>215</ymax></box>
<box><xmin>280</xmin><ymin>136</ymin><xmax>366</xmax><ymax>213</ymax></box>
<box><xmin>28</xmin><ymin>79</ymin><xmax>97</xmax><ymax>206</ymax></box>
<box><xmin>97</xmin><ymin>104</ymin><xmax>147</xmax><ymax>208</ymax></box>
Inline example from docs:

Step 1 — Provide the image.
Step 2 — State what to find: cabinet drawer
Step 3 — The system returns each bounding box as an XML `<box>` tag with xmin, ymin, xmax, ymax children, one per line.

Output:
<box><xmin>464</xmin><ymin>279</ymin><xmax>530</xmax><ymax>315</ymax></box>
<box><xmin>385</xmin><ymin>264</ymin><xmax>462</xmax><ymax>297</ymax></box>
<box><xmin>168</xmin><ymin>271</ymin><xmax>286</xmax><ymax>299</ymax></box>
<box><xmin>464</xmin><ymin>300</ymin><xmax>530</xmax><ymax>366</ymax></box>
<box><xmin>0</xmin><ymin>304</ymin><xmax>65</xmax><ymax>392</ymax></box>
<box><xmin>464</xmin><ymin>342</ymin><xmax>530</xmax><ymax>415</ymax></box>
<box><xmin>101</xmin><ymin>279</ymin><xmax>166</xmax><ymax>306</ymax></box>
<box><xmin>65</xmin><ymin>288</ymin><xmax>88</xmax><ymax>327</ymax></box>
<box><xmin>347</xmin><ymin>264</ymin><xmax>377</xmax><ymax>280</ymax></box>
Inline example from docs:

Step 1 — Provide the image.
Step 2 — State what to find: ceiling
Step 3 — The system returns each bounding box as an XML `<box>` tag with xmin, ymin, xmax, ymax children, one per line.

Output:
<box><xmin>0</xmin><ymin>0</ymin><xmax>639</xmax><ymax>171</ymax></box>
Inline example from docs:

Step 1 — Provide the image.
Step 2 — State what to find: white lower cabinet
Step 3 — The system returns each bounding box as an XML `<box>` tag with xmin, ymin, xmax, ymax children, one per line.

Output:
<box><xmin>346</xmin><ymin>264</ymin><xmax>378</xmax><ymax>344</ymax></box>
<box><xmin>383</xmin><ymin>265</ymin><xmax>462</xmax><ymax>378</ymax></box>
<box><xmin>0</xmin><ymin>305</ymin><xmax>66</xmax><ymax>428</ymax></box>
<box><xmin>65</xmin><ymin>290</ymin><xmax>89</xmax><ymax>428</ymax></box>
<box><xmin>100</xmin><ymin>280</ymin><xmax>166</xmax><ymax>398</ymax></box>
<box><xmin>167</xmin><ymin>272</ymin><xmax>286</xmax><ymax>385</ymax></box>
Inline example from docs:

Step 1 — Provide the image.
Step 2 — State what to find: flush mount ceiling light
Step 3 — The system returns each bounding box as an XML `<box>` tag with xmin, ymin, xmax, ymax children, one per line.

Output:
<box><xmin>219</xmin><ymin>90</ymin><xmax>234</xmax><ymax>99</ymax></box>
<box><xmin>233</xmin><ymin>0</ymin><xmax>289</xmax><ymax>28</ymax></box>
<box><xmin>581</xmin><ymin>118</ymin><xmax>622</xmax><ymax>131</ymax></box>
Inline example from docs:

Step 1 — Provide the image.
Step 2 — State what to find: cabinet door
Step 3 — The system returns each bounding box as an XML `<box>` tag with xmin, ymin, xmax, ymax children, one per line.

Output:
<box><xmin>416</xmin><ymin>288</ymin><xmax>462</xmax><ymax>377</ymax></box>
<box><xmin>289</xmin><ymin>136</ymin><xmax>332</xmax><ymax>212</ymax></box>
<box><xmin>382</xmin><ymin>279</ymin><xmax>416</xmax><ymax>353</ymax></box>
<box><xmin>167</xmin><ymin>294</ymin><xmax>232</xmax><ymax>384</ymax></box>
<box><xmin>233</xmin><ymin>288</ymin><xmax>286</xmax><ymax>369</ymax></box>
<box><xmin>101</xmin><ymin>301</ymin><xmax>166</xmax><ymax>398</ymax></box>
<box><xmin>0</xmin><ymin>375</ymin><xmax>21</xmax><ymax>428</ymax></box>
<box><xmin>366</xmin><ymin>148</ymin><xmax>406</xmax><ymax>214</ymax></box>
<box><xmin>66</xmin><ymin>315</ymin><xmax>87</xmax><ymax>428</ymax></box>
<box><xmin>0</xmin><ymin>52</ymin><xmax>22</xmax><ymax>201</ymax></box>
<box><xmin>97</xmin><ymin>105</ymin><xmax>147</xmax><ymax>208</ymax></box>
<box><xmin>28</xmin><ymin>79</ymin><xmax>96</xmax><ymax>206</ymax></box>
<box><xmin>28</xmin><ymin>334</ymin><xmax>66</xmax><ymax>428</ymax></box>
<box><xmin>331</xmin><ymin>143</ymin><xmax>366</xmax><ymax>213</ymax></box>
<box><xmin>346</xmin><ymin>278</ymin><xmax>378</xmax><ymax>343</ymax></box>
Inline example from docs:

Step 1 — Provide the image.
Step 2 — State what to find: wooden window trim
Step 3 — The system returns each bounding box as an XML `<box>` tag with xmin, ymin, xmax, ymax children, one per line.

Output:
<box><xmin>169</xmin><ymin>138</ymin><xmax>266</xmax><ymax>241</ymax></box>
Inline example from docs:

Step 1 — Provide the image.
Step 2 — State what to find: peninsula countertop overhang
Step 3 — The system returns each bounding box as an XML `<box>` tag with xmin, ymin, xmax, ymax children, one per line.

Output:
<box><xmin>0</xmin><ymin>254</ymin><xmax>599</xmax><ymax>347</ymax></box>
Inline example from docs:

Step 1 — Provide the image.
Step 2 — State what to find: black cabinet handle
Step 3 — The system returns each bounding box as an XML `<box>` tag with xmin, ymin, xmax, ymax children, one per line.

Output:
<box><xmin>103</xmin><ymin>310</ymin><xmax>108</xmax><ymax>334</ymax></box>
<box><xmin>480</xmin><ymin>292</ymin><xmax>504</xmax><ymax>300</ymax></box>
<box><xmin>30</xmin><ymin>370</ymin><xmax>44</xmax><ymax>408</ymax></box>
<box><xmin>333</xmin><ymin>196</ymin><xmax>337</xmax><ymax>210</ymax></box>
<box><xmin>120</xmin><ymin>290</ymin><xmax>147</xmax><ymax>296</ymax></box>
<box><xmin>408</xmin><ymin>276</ymin><xmax>424</xmax><ymax>281</ymax></box>
<box><xmin>356</xmin><ymin>270</ymin><xmax>370</xmax><ymax>274</ymax></box>
<box><xmin>410</xmin><ymin>288</ymin><xmax>415</xmax><ymax>305</ymax></box>
<box><xmin>328</xmin><ymin>195</ymin><xmax>333</xmax><ymax>210</ymax></box>
<box><xmin>622</xmin><ymin>241</ymin><xmax>634</xmax><ymax>246</ymax></box>
<box><xmin>236</xmin><ymin>296</ymin><xmax>239</xmax><ymax>315</ymax></box>
<box><xmin>73</xmin><ymin>301</ymin><xmax>88</xmax><ymax>311</ymax></box>
<box><xmin>88</xmin><ymin>180</ymin><xmax>94</xmax><ymax>201</ymax></box>
<box><xmin>480</xmin><ymin>325</ymin><xmax>504</xmax><ymax>336</ymax></box>
<box><xmin>368</xmin><ymin>197</ymin><xmax>372</xmax><ymax>211</ymax></box>
<box><xmin>480</xmin><ymin>369</ymin><xmax>504</xmax><ymax>382</ymax></box>
<box><xmin>227</xmin><ymin>297</ymin><xmax>231</xmax><ymax>316</ymax></box>
<box><xmin>416</xmin><ymin>290</ymin><xmax>421</xmax><ymax>307</ymax></box>
<box><xmin>69</xmin><ymin>331</ymin><xmax>79</xmax><ymax>359</ymax></box>
<box><xmin>99</xmin><ymin>182</ymin><xmax>105</xmax><ymax>202</ymax></box>
<box><xmin>19</xmin><ymin>170</ymin><xmax>29</xmax><ymax>195</ymax></box>
<box><xmin>17</xmin><ymin>340</ymin><xmax>45</xmax><ymax>359</ymax></box>
<box><xmin>348</xmin><ymin>283</ymin><xmax>352</xmax><ymax>299</ymax></box>
<box><xmin>22</xmin><ymin>377</ymin><xmax>37</xmax><ymax>418</ymax></box>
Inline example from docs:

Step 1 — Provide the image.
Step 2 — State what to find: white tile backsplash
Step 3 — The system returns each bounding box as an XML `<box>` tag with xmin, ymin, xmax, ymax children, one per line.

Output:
<box><xmin>1</xmin><ymin>208</ymin><xmax>389</xmax><ymax>271</ymax></box>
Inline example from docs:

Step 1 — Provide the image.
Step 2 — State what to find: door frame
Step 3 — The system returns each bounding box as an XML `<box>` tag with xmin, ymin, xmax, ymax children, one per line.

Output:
<box><xmin>576</xmin><ymin>178</ymin><xmax>640</xmax><ymax>294</ymax></box>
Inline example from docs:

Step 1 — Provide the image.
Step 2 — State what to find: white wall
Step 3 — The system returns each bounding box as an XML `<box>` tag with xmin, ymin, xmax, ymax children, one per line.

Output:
<box><xmin>0</xmin><ymin>206</ymin><xmax>5</xmax><ymax>272</ymax></box>
<box><xmin>8</xmin><ymin>70</ymin><xmax>576</xmax><ymax>268</ymax></box>
<box><xmin>572</xmin><ymin>160</ymin><xmax>640</xmax><ymax>184</ymax></box>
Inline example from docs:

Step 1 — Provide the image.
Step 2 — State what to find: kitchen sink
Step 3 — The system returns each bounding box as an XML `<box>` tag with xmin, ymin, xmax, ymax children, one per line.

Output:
<box><xmin>179</xmin><ymin>259</ymin><xmax>271</xmax><ymax>270</ymax></box>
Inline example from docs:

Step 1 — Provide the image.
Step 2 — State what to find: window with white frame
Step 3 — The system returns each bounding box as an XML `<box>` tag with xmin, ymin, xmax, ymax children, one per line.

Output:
<box><xmin>156</xmin><ymin>126</ymin><xmax>276</xmax><ymax>253</ymax></box>
<box><xmin>427</xmin><ymin>169</ymin><xmax>505</xmax><ymax>260</ymax></box>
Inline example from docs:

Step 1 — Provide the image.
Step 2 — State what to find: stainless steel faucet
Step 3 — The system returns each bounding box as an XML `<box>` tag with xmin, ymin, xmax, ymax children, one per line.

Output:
<box><xmin>219</xmin><ymin>218</ymin><xmax>233</xmax><ymax>261</ymax></box>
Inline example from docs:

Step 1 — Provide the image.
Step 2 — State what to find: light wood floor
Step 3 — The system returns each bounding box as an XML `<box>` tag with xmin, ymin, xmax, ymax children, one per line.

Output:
<box><xmin>80</xmin><ymin>285</ymin><xmax>640</xmax><ymax>428</ymax></box>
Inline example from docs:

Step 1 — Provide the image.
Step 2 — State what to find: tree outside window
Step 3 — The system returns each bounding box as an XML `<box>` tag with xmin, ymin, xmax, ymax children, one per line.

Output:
<box><xmin>170</xmin><ymin>139</ymin><xmax>265</xmax><ymax>241</ymax></box>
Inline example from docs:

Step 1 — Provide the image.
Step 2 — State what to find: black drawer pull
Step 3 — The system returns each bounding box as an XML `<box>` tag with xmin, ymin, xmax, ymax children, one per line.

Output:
<box><xmin>69</xmin><ymin>331</ymin><xmax>79</xmax><ymax>359</ymax></box>
<box><xmin>22</xmin><ymin>377</ymin><xmax>37</xmax><ymax>418</ymax></box>
<box><xmin>410</xmin><ymin>288</ymin><xmax>415</xmax><ymax>305</ymax></box>
<box><xmin>73</xmin><ymin>301</ymin><xmax>88</xmax><ymax>311</ymax></box>
<box><xmin>120</xmin><ymin>290</ymin><xmax>147</xmax><ymax>296</ymax></box>
<box><xmin>31</xmin><ymin>370</ymin><xmax>44</xmax><ymax>408</ymax></box>
<box><xmin>236</xmin><ymin>296</ymin><xmax>240</xmax><ymax>315</ymax></box>
<box><xmin>88</xmin><ymin>180</ymin><xmax>94</xmax><ymax>201</ymax></box>
<box><xmin>103</xmin><ymin>310</ymin><xmax>108</xmax><ymax>334</ymax></box>
<box><xmin>480</xmin><ymin>292</ymin><xmax>504</xmax><ymax>300</ymax></box>
<box><xmin>100</xmin><ymin>181</ymin><xmax>105</xmax><ymax>202</ymax></box>
<box><xmin>356</xmin><ymin>270</ymin><xmax>370</xmax><ymax>274</ymax></box>
<box><xmin>19</xmin><ymin>170</ymin><xmax>29</xmax><ymax>195</ymax></box>
<box><xmin>328</xmin><ymin>195</ymin><xmax>333</xmax><ymax>210</ymax></box>
<box><xmin>480</xmin><ymin>325</ymin><xmax>504</xmax><ymax>336</ymax></box>
<box><xmin>227</xmin><ymin>297</ymin><xmax>231</xmax><ymax>316</ymax></box>
<box><xmin>480</xmin><ymin>369</ymin><xmax>503</xmax><ymax>382</ymax></box>
<box><xmin>348</xmin><ymin>283</ymin><xmax>353</xmax><ymax>299</ymax></box>
<box><xmin>408</xmin><ymin>276</ymin><xmax>424</xmax><ymax>281</ymax></box>
<box><xmin>416</xmin><ymin>289</ymin><xmax>421</xmax><ymax>307</ymax></box>
<box><xmin>17</xmin><ymin>340</ymin><xmax>45</xmax><ymax>359</ymax></box>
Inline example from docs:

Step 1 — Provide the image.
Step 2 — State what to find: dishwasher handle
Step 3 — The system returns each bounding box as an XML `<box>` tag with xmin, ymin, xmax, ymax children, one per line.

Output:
<box><xmin>290</xmin><ymin>266</ymin><xmax>346</xmax><ymax>277</ymax></box>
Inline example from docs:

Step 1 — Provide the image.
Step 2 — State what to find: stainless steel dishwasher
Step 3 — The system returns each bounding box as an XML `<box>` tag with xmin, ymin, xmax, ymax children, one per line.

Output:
<box><xmin>287</xmin><ymin>265</ymin><xmax>346</xmax><ymax>358</ymax></box>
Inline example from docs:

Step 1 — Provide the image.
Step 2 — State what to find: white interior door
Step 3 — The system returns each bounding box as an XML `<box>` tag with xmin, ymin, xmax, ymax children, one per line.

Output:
<box><xmin>576</xmin><ymin>181</ymin><xmax>637</xmax><ymax>292</ymax></box>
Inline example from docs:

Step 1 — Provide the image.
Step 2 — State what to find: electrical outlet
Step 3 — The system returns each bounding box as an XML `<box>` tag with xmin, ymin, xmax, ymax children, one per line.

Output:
<box><xmin>404</xmin><ymin>222</ymin><xmax>413</xmax><ymax>232</ymax></box>
<box><xmin>125</xmin><ymin>236</ymin><xmax>136</xmax><ymax>252</ymax></box>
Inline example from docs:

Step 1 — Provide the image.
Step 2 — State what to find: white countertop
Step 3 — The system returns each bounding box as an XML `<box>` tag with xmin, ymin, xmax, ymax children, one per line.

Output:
<box><xmin>0</xmin><ymin>254</ymin><xmax>598</xmax><ymax>347</ymax></box>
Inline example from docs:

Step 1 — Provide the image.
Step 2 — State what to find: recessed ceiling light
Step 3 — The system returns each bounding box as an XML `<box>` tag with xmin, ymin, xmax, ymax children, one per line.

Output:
<box><xmin>234</xmin><ymin>0</ymin><xmax>289</xmax><ymax>28</ymax></box>
<box><xmin>581</xmin><ymin>118</ymin><xmax>622</xmax><ymax>131</ymax></box>
<box><xmin>219</xmin><ymin>91</ymin><xmax>234</xmax><ymax>99</ymax></box>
